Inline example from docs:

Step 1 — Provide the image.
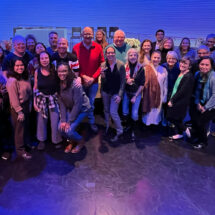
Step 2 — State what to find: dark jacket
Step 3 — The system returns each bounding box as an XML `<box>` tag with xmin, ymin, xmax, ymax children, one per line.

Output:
<box><xmin>101</xmin><ymin>60</ymin><xmax>126</xmax><ymax>97</ymax></box>
<box><xmin>167</xmin><ymin>72</ymin><xmax>194</xmax><ymax>120</ymax></box>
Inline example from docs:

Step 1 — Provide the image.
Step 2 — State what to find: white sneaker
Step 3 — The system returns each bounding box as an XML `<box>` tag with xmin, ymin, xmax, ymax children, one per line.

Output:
<box><xmin>172</xmin><ymin>134</ymin><xmax>183</xmax><ymax>140</ymax></box>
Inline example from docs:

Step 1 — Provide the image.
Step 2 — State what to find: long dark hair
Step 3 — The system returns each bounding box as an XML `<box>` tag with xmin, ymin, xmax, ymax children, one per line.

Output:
<box><xmin>38</xmin><ymin>51</ymin><xmax>55</xmax><ymax>74</ymax></box>
<box><xmin>179</xmin><ymin>37</ymin><xmax>191</xmax><ymax>52</ymax></box>
<box><xmin>56</xmin><ymin>62</ymin><xmax>76</xmax><ymax>89</ymax></box>
<box><xmin>7</xmin><ymin>58</ymin><xmax>29</xmax><ymax>80</ymax></box>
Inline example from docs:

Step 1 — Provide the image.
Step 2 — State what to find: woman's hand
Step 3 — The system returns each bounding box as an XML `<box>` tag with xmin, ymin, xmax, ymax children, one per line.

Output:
<box><xmin>17</xmin><ymin>112</ymin><xmax>25</xmax><ymax>122</ymax></box>
<box><xmin>197</xmin><ymin>104</ymin><xmax>205</xmax><ymax>113</ymax></box>
<box><xmin>114</xmin><ymin>95</ymin><xmax>121</xmax><ymax>104</ymax></box>
<box><xmin>127</xmin><ymin>78</ymin><xmax>134</xmax><ymax>85</ymax></box>
<box><xmin>74</xmin><ymin>77</ymin><xmax>82</xmax><ymax>87</ymax></box>
<box><xmin>59</xmin><ymin>122</ymin><xmax>70</xmax><ymax>132</ymax></box>
<box><xmin>168</xmin><ymin>101</ymin><xmax>173</xmax><ymax>107</ymax></box>
<box><xmin>131</xmin><ymin>96</ymin><xmax>136</xmax><ymax>104</ymax></box>
<box><xmin>34</xmin><ymin>99</ymin><xmax>39</xmax><ymax>112</ymax></box>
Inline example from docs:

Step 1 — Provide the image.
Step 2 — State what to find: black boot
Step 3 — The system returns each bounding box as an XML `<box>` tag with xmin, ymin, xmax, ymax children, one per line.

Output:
<box><xmin>131</xmin><ymin>119</ymin><xmax>138</xmax><ymax>141</ymax></box>
<box><xmin>122</xmin><ymin>115</ymin><xmax>131</xmax><ymax>132</ymax></box>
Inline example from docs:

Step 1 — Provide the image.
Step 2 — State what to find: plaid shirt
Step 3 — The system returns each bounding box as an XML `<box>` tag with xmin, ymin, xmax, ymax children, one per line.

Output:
<box><xmin>35</xmin><ymin>90</ymin><xmax>58</xmax><ymax>119</ymax></box>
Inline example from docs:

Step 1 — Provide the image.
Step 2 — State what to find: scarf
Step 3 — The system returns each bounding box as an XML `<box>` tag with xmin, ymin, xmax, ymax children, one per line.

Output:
<box><xmin>142</xmin><ymin>64</ymin><xmax>161</xmax><ymax>113</ymax></box>
<box><xmin>125</xmin><ymin>62</ymin><xmax>142</xmax><ymax>79</ymax></box>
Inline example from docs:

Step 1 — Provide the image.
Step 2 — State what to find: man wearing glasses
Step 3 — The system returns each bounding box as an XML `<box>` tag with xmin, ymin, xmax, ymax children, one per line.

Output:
<box><xmin>72</xmin><ymin>27</ymin><xmax>104</xmax><ymax>133</ymax></box>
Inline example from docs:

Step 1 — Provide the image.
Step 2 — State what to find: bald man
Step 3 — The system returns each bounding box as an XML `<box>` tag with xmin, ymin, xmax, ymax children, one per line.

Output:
<box><xmin>73</xmin><ymin>27</ymin><xmax>104</xmax><ymax>132</ymax></box>
<box><xmin>51</xmin><ymin>38</ymin><xmax>79</xmax><ymax>74</ymax></box>
<box><xmin>105</xmin><ymin>30</ymin><xmax>131</xmax><ymax>63</ymax></box>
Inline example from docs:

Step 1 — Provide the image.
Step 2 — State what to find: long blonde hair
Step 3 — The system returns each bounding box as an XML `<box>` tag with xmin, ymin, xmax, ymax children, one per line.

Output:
<box><xmin>95</xmin><ymin>29</ymin><xmax>108</xmax><ymax>49</ymax></box>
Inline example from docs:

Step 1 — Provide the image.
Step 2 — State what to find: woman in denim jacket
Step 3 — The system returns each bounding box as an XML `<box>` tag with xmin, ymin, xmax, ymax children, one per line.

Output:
<box><xmin>191</xmin><ymin>57</ymin><xmax>215</xmax><ymax>149</ymax></box>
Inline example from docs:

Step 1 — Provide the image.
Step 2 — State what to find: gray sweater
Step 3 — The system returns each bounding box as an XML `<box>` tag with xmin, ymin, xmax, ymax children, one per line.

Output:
<box><xmin>58</xmin><ymin>81</ymin><xmax>91</xmax><ymax>123</ymax></box>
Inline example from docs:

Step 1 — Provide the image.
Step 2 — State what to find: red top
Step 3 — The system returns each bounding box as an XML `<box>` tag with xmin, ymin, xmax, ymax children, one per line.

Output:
<box><xmin>72</xmin><ymin>41</ymin><xmax>104</xmax><ymax>82</ymax></box>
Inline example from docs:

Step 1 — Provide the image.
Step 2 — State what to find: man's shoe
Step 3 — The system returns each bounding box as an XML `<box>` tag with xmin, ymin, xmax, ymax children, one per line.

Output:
<box><xmin>90</xmin><ymin>124</ymin><xmax>98</xmax><ymax>133</ymax></box>
<box><xmin>37</xmin><ymin>141</ymin><xmax>45</xmax><ymax>151</ymax></box>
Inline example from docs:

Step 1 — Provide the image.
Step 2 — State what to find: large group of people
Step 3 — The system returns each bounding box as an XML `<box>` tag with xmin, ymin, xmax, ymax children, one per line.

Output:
<box><xmin>0</xmin><ymin>27</ymin><xmax>215</xmax><ymax>161</ymax></box>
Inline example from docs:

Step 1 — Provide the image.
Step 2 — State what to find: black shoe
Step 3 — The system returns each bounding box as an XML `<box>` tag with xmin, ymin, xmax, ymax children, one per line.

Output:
<box><xmin>90</xmin><ymin>124</ymin><xmax>98</xmax><ymax>133</ymax></box>
<box><xmin>54</xmin><ymin>142</ymin><xmax>62</xmax><ymax>149</ymax></box>
<box><xmin>20</xmin><ymin>152</ymin><xmax>32</xmax><ymax>160</ymax></box>
<box><xmin>37</xmin><ymin>141</ymin><xmax>45</xmax><ymax>151</ymax></box>
<box><xmin>110</xmin><ymin>132</ymin><xmax>123</xmax><ymax>142</ymax></box>
<box><xmin>131</xmin><ymin>131</ymin><xmax>135</xmax><ymax>142</ymax></box>
<box><xmin>1</xmin><ymin>152</ymin><xmax>11</xmax><ymax>160</ymax></box>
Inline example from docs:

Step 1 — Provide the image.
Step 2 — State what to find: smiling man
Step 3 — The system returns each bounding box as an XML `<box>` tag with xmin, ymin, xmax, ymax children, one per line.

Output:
<box><xmin>47</xmin><ymin>31</ymin><xmax>58</xmax><ymax>56</ymax></box>
<box><xmin>51</xmin><ymin>38</ymin><xmax>79</xmax><ymax>75</ymax></box>
<box><xmin>106</xmin><ymin>30</ymin><xmax>131</xmax><ymax>63</ymax></box>
<box><xmin>72</xmin><ymin>27</ymin><xmax>104</xmax><ymax>133</ymax></box>
<box><xmin>2</xmin><ymin>35</ymin><xmax>33</xmax><ymax>79</ymax></box>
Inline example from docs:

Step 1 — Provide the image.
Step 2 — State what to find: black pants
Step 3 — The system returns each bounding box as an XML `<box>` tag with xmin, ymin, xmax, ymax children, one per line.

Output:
<box><xmin>192</xmin><ymin>108</ymin><xmax>215</xmax><ymax>144</ymax></box>
<box><xmin>168</xmin><ymin>118</ymin><xmax>186</xmax><ymax>135</ymax></box>
<box><xmin>10</xmin><ymin>103</ymin><xmax>30</xmax><ymax>155</ymax></box>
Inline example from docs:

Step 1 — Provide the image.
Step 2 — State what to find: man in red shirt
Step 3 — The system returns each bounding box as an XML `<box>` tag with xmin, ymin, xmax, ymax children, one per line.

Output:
<box><xmin>73</xmin><ymin>27</ymin><xmax>104</xmax><ymax>132</ymax></box>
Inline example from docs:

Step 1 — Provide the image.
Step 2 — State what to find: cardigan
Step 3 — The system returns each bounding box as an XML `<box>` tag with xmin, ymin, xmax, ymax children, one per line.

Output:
<box><xmin>167</xmin><ymin>72</ymin><xmax>194</xmax><ymax>120</ymax></box>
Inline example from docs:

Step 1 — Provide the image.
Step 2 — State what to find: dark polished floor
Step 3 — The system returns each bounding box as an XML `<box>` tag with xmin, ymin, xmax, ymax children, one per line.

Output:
<box><xmin>0</xmin><ymin>115</ymin><xmax>215</xmax><ymax>215</ymax></box>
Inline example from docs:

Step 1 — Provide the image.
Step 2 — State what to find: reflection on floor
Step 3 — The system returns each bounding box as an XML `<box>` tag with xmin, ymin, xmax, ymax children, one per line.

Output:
<box><xmin>0</xmin><ymin>116</ymin><xmax>215</xmax><ymax>215</ymax></box>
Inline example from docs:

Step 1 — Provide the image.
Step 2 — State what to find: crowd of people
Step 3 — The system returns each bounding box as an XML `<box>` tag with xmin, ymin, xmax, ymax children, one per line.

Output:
<box><xmin>0</xmin><ymin>27</ymin><xmax>215</xmax><ymax>161</ymax></box>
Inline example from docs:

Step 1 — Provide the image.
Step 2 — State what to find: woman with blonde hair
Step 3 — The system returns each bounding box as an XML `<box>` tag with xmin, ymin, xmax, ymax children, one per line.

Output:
<box><xmin>95</xmin><ymin>29</ymin><xmax>108</xmax><ymax>50</ymax></box>
<box><xmin>159</xmin><ymin>37</ymin><xmax>174</xmax><ymax>64</ymax></box>
<box><xmin>123</xmin><ymin>48</ymin><xmax>145</xmax><ymax>140</ymax></box>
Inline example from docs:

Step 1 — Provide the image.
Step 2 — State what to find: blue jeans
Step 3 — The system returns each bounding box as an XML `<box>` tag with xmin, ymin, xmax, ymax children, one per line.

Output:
<box><xmin>60</xmin><ymin>111</ymin><xmax>88</xmax><ymax>141</ymax></box>
<box><xmin>122</xmin><ymin>92</ymin><xmax>141</xmax><ymax>121</ymax></box>
<box><xmin>84</xmin><ymin>83</ymin><xmax>98</xmax><ymax>124</ymax></box>
<box><xmin>37</xmin><ymin>106</ymin><xmax>62</xmax><ymax>144</ymax></box>
<box><xmin>102</xmin><ymin>91</ymin><xmax>123</xmax><ymax>135</ymax></box>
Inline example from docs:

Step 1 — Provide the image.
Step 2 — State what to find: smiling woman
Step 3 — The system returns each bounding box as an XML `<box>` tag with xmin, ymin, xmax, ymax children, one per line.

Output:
<box><xmin>33</xmin><ymin>51</ymin><xmax>62</xmax><ymax>151</ymax></box>
<box><xmin>6</xmin><ymin>59</ymin><xmax>32</xmax><ymax>159</ymax></box>
<box><xmin>57</xmin><ymin>62</ymin><xmax>91</xmax><ymax>153</ymax></box>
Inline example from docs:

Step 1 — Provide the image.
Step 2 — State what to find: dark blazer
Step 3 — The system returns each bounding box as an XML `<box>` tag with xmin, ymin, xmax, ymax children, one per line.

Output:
<box><xmin>152</xmin><ymin>42</ymin><xmax>156</xmax><ymax>52</ymax></box>
<box><xmin>167</xmin><ymin>72</ymin><xmax>194</xmax><ymax>120</ymax></box>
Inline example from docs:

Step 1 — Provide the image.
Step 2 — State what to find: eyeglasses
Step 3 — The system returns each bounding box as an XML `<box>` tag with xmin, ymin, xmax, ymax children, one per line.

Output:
<box><xmin>198</xmin><ymin>52</ymin><xmax>208</xmax><ymax>55</ymax></box>
<box><xmin>106</xmin><ymin>52</ymin><xmax>115</xmax><ymax>55</ymax></box>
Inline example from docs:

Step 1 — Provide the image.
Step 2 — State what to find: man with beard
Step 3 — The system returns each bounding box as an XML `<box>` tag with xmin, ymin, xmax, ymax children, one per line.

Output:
<box><xmin>72</xmin><ymin>27</ymin><xmax>104</xmax><ymax>132</ymax></box>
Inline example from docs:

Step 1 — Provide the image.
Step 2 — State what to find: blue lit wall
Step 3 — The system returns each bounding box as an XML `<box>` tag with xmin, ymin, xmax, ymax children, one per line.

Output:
<box><xmin>0</xmin><ymin>0</ymin><xmax>215</xmax><ymax>40</ymax></box>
